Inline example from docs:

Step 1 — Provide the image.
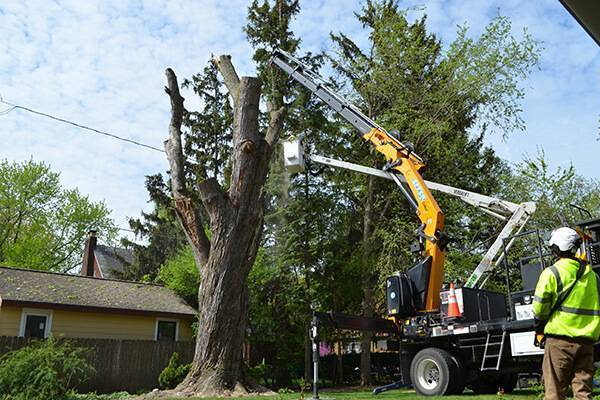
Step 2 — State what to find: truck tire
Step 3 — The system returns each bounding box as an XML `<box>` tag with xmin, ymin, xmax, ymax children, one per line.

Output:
<box><xmin>446</xmin><ymin>355</ymin><xmax>466</xmax><ymax>395</ymax></box>
<box><xmin>410</xmin><ymin>348</ymin><xmax>459</xmax><ymax>396</ymax></box>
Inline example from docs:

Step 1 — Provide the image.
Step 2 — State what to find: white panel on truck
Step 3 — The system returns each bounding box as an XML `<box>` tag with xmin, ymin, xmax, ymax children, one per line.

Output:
<box><xmin>510</xmin><ymin>331</ymin><xmax>544</xmax><ymax>356</ymax></box>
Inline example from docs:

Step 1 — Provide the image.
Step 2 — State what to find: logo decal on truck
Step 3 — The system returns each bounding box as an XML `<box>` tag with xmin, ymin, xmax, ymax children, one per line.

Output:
<box><xmin>411</xmin><ymin>178</ymin><xmax>427</xmax><ymax>202</ymax></box>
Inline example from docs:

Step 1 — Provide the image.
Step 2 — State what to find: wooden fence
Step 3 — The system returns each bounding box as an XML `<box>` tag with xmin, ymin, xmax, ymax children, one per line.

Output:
<box><xmin>0</xmin><ymin>336</ymin><xmax>195</xmax><ymax>394</ymax></box>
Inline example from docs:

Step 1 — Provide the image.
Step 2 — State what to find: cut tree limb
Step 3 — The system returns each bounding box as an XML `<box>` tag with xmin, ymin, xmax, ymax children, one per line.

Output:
<box><xmin>212</xmin><ymin>54</ymin><xmax>240</xmax><ymax>105</ymax></box>
<box><xmin>164</xmin><ymin>68</ymin><xmax>186</xmax><ymax>198</ymax></box>
<box><xmin>266</xmin><ymin>105</ymin><xmax>286</xmax><ymax>147</ymax></box>
<box><xmin>228</xmin><ymin>77</ymin><xmax>263</xmax><ymax>207</ymax></box>
<box><xmin>163</xmin><ymin>68</ymin><xmax>211</xmax><ymax>268</ymax></box>
<box><xmin>197</xmin><ymin>177</ymin><xmax>229</xmax><ymax>224</ymax></box>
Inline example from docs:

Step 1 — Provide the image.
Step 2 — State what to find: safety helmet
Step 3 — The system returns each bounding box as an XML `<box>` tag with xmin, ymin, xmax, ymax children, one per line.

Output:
<box><xmin>548</xmin><ymin>227</ymin><xmax>582</xmax><ymax>254</ymax></box>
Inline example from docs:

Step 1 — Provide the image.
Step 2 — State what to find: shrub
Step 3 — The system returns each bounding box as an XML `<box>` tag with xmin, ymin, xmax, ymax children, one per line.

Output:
<box><xmin>0</xmin><ymin>336</ymin><xmax>94</xmax><ymax>400</ymax></box>
<box><xmin>67</xmin><ymin>392</ymin><xmax>128</xmax><ymax>400</ymax></box>
<box><xmin>158</xmin><ymin>352</ymin><xmax>191</xmax><ymax>390</ymax></box>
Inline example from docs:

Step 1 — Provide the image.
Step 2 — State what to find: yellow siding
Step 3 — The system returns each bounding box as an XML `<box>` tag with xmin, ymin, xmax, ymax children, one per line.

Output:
<box><xmin>52</xmin><ymin>310</ymin><xmax>156</xmax><ymax>340</ymax></box>
<box><xmin>0</xmin><ymin>304</ymin><xmax>194</xmax><ymax>341</ymax></box>
<box><xmin>52</xmin><ymin>310</ymin><xmax>194</xmax><ymax>341</ymax></box>
<box><xmin>0</xmin><ymin>305</ymin><xmax>21</xmax><ymax>336</ymax></box>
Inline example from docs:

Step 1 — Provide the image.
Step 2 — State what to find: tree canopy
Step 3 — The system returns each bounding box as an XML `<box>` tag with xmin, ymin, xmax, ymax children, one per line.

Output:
<box><xmin>0</xmin><ymin>159</ymin><xmax>116</xmax><ymax>272</ymax></box>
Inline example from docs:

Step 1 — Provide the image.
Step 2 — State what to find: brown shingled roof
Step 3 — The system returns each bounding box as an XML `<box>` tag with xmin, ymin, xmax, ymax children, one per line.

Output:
<box><xmin>0</xmin><ymin>266</ymin><xmax>196</xmax><ymax>318</ymax></box>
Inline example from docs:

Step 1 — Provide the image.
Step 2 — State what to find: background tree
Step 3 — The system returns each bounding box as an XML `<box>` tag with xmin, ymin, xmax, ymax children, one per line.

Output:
<box><xmin>245</xmin><ymin>0</ymin><xmax>349</xmax><ymax>385</ymax></box>
<box><xmin>0</xmin><ymin>159</ymin><xmax>115</xmax><ymax>272</ymax></box>
<box><xmin>120</xmin><ymin>173</ymin><xmax>187</xmax><ymax>281</ymax></box>
<box><xmin>326</xmin><ymin>0</ymin><xmax>540</xmax><ymax>384</ymax></box>
<box><xmin>504</xmin><ymin>150</ymin><xmax>600</xmax><ymax>230</ymax></box>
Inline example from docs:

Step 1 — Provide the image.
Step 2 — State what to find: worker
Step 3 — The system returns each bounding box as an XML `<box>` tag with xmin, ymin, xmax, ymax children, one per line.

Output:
<box><xmin>533</xmin><ymin>227</ymin><xmax>600</xmax><ymax>400</ymax></box>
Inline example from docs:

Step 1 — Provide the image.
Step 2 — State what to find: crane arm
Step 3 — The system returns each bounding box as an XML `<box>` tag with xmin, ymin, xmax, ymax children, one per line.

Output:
<box><xmin>285</xmin><ymin>144</ymin><xmax>536</xmax><ymax>290</ymax></box>
<box><xmin>271</xmin><ymin>50</ymin><xmax>445</xmax><ymax>311</ymax></box>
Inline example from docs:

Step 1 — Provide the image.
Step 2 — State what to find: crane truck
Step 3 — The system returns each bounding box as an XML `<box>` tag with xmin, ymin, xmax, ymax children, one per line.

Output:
<box><xmin>270</xmin><ymin>49</ymin><xmax>600</xmax><ymax>396</ymax></box>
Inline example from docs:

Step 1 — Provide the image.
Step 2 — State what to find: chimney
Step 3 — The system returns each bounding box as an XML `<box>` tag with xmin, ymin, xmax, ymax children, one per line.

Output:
<box><xmin>81</xmin><ymin>230</ymin><xmax>97</xmax><ymax>277</ymax></box>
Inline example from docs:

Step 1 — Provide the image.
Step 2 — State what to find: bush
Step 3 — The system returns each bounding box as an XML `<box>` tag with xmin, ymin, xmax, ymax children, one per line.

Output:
<box><xmin>0</xmin><ymin>336</ymin><xmax>94</xmax><ymax>400</ymax></box>
<box><xmin>158</xmin><ymin>352</ymin><xmax>191</xmax><ymax>390</ymax></box>
<box><xmin>67</xmin><ymin>392</ymin><xmax>128</xmax><ymax>400</ymax></box>
<box><xmin>156</xmin><ymin>247</ymin><xmax>200</xmax><ymax>307</ymax></box>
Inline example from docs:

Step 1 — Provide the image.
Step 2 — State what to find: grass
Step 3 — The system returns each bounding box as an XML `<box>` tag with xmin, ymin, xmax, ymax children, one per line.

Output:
<box><xmin>162</xmin><ymin>388</ymin><xmax>540</xmax><ymax>400</ymax></box>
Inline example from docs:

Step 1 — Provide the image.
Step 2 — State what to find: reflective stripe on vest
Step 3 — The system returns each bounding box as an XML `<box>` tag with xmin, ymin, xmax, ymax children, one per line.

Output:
<box><xmin>557</xmin><ymin>305</ymin><xmax>600</xmax><ymax>316</ymax></box>
<box><xmin>549</xmin><ymin>265</ymin><xmax>563</xmax><ymax>294</ymax></box>
<box><xmin>534</xmin><ymin>295</ymin><xmax>551</xmax><ymax>304</ymax></box>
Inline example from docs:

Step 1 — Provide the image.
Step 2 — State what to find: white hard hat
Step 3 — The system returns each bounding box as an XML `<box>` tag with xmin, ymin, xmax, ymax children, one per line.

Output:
<box><xmin>548</xmin><ymin>227</ymin><xmax>581</xmax><ymax>252</ymax></box>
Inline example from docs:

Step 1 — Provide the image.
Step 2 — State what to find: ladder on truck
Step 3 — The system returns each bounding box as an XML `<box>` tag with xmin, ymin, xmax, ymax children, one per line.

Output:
<box><xmin>480</xmin><ymin>331</ymin><xmax>507</xmax><ymax>371</ymax></box>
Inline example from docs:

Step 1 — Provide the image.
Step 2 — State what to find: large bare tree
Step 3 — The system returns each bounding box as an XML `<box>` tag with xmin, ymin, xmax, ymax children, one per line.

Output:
<box><xmin>162</xmin><ymin>55</ymin><xmax>285</xmax><ymax>396</ymax></box>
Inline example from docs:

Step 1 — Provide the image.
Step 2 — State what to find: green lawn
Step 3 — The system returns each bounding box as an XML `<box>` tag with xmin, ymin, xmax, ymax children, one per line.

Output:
<box><xmin>164</xmin><ymin>389</ymin><xmax>539</xmax><ymax>400</ymax></box>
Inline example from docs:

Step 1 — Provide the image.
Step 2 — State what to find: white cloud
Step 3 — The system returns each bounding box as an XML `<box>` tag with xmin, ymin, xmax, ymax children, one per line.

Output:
<box><xmin>1</xmin><ymin>0</ymin><xmax>599</xmax><ymax>239</ymax></box>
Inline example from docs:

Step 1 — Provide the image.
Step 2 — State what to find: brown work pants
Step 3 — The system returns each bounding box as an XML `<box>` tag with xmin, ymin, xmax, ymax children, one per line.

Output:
<box><xmin>542</xmin><ymin>336</ymin><xmax>594</xmax><ymax>400</ymax></box>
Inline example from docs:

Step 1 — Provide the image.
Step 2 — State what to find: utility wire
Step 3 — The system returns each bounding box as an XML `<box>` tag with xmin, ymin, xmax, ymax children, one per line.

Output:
<box><xmin>0</xmin><ymin>95</ymin><xmax>165</xmax><ymax>153</ymax></box>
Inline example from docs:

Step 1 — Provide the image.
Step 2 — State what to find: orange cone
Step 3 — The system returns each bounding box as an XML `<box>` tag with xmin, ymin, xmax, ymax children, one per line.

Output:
<box><xmin>447</xmin><ymin>282</ymin><xmax>462</xmax><ymax>318</ymax></box>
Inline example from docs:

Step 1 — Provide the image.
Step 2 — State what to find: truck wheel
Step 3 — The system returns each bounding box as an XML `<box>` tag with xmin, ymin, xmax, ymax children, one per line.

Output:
<box><xmin>410</xmin><ymin>348</ymin><xmax>458</xmax><ymax>396</ymax></box>
<box><xmin>446</xmin><ymin>355</ymin><xmax>465</xmax><ymax>395</ymax></box>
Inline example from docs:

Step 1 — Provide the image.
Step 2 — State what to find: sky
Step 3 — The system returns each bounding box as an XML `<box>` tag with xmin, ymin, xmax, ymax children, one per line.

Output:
<box><xmin>1</xmin><ymin>1</ymin><xmax>599</xmax><ymax>237</ymax></box>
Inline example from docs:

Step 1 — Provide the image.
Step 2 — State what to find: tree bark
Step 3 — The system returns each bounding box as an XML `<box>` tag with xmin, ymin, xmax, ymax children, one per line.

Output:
<box><xmin>159</xmin><ymin>59</ymin><xmax>281</xmax><ymax>397</ymax></box>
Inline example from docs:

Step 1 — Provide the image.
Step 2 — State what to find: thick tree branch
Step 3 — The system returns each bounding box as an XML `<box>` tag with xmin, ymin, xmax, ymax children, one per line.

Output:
<box><xmin>164</xmin><ymin>68</ymin><xmax>187</xmax><ymax>197</ymax></box>
<box><xmin>265</xmin><ymin>104</ymin><xmax>286</xmax><ymax>148</ymax></box>
<box><xmin>212</xmin><ymin>54</ymin><xmax>240</xmax><ymax>106</ymax></box>
<box><xmin>164</xmin><ymin>67</ymin><xmax>211</xmax><ymax>267</ymax></box>
<box><xmin>228</xmin><ymin>77</ymin><xmax>263</xmax><ymax>206</ymax></box>
<box><xmin>197</xmin><ymin>177</ymin><xmax>229</xmax><ymax>221</ymax></box>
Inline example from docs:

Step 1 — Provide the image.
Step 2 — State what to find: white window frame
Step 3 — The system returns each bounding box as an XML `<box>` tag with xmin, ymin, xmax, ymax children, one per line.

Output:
<box><xmin>19</xmin><ymin>308</ymin><xmax>53</xmax><ymax>338</ymax></box>
<box><xmin>155</xmin><ymin>318</ymin><xmax>179</xmax><ymax>342</ymax></box>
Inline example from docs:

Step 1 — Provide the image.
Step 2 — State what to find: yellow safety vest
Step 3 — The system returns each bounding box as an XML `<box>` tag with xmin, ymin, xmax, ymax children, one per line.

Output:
<box><xmin>532</xmin><ymin>258</ymin><xmax>600</xmax><ymax>341</ymax></box>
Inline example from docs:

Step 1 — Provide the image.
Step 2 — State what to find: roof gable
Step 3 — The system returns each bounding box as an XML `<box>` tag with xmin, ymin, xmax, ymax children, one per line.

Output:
<box><xmin>94</xmin><ymin>245</ymin><xmax>134</xmax><ymax>279</ymax></box>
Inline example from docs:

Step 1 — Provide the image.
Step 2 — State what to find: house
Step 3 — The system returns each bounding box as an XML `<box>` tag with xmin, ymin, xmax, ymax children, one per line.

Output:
<box><xmin>79</xmin><ymin>230</ymin><xmax>135</xmax><ymax>279</ymax></box>
<box><xmin>0</xmin><ymin>266</ymin><xmax>196</xmax><ymax>341</ymax></box>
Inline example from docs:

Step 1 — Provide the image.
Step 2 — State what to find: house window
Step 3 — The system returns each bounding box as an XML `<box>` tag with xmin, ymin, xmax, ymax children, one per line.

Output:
<box><xmin>19</xmin><ymin>309</ymin><xmax>52</xmax><ymax>338</ymax></box>
<box><xmin>156</xmin><ymin>320</ymin><xmax>178</xmax><ymax>341</ymax></box>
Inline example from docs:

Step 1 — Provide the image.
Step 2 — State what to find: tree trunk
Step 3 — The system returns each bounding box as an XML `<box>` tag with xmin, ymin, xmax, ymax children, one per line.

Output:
<box><xmin>159</xmin><ymin>57</ymin><xmax>285</xmax><ymax>397</ymax></box>
<box><xmin>360</xmin><ymin>174</ymin><xmax>375</xmax><ymax>387</ymax></box>
<box><xmin>334</xmin><ymin>338</ymin><xmax>344</xmax><ymax>385</ymax></box>
<box><xmin>303</xmin><ymin>168</ymin><xmax>312</xmax><ymax>381</ymax></box>
<box><xmin>181</xmin><ymin>209</ymin><xmax>262</xmax><ymax>394</ymax></box>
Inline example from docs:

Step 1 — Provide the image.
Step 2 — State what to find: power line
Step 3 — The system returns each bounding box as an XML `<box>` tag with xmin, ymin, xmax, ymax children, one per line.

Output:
<box><xmin>0</xmin><ymin>95</ymin><xmax>165</xmax><ymax>153</ymax></box>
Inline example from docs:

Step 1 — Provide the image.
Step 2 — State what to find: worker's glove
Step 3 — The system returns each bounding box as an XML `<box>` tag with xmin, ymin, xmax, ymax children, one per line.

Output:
<box><xmin>534</xmin><ymin>333</ymin><xmax>546</xmax><ymax>349</ymax></box>
<box><xmin>533</xmin><ymin>318</ymin><xmax>546</xmax><ymax>349</ymax></box>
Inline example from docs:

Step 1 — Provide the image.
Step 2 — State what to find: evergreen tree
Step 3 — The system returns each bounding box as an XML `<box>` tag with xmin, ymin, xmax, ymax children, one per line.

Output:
<box><xmin>120</xmin><ymin>174</ymin><xmax>186</xmax><ymax>281</ymax></box>
<box><xmin>326</xmin><ymin>0</ymin><xmax>540</xmax><ymax>384</ymax></box>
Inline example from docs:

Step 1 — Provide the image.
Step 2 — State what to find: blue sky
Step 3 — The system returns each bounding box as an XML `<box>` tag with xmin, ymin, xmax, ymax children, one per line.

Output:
<box><xmin>1</xmin><ymin>1</ymin><xmax>599</xmax><ymax>233</ymax></box>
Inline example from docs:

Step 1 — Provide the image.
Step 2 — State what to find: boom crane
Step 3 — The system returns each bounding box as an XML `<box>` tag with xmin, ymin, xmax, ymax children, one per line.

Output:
<box><xmin>271</xmin><ymin>49</ymin><xmax>446</xmax><ymax>312</ymax></box>
<box><xmin>282</xmin><ymin>141</ymin><xmax>536</xmax><ymax>290</ymax></box>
